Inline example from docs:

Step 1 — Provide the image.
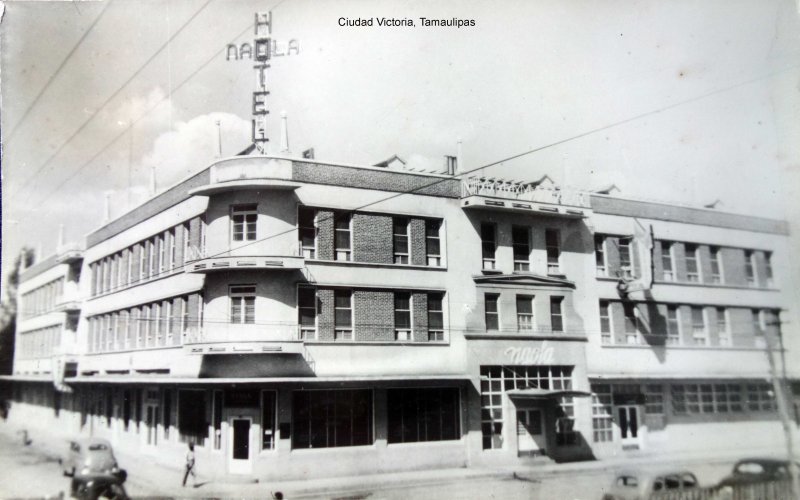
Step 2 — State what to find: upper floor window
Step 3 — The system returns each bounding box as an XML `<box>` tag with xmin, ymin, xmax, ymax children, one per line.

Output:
<box><xmin>691</xmin><ymin>306</ymin><xmax>706</xmax><ymax>345</ymax></box>
<box><xmin>334</xmin><ymin>290</ymin><xmax>353</xmax><ymax>341</ymax></box>
<box><xmin>394</xmin><ymin>292</ymin><xmax>412</xmax><ymax>341</ymax></box>
<box><xmin>168</xmin><ymin>229</ymin><xmax>177</xmax><ymax>269</ymax></box>
<box><xmin>230</xmin><ymin>285</ymin><xmax>256</xmax><ymax>324</ymax></box>
<box><xmin>149</xmin><ymin>238</ymin><xmax>158</xmax><ymax>277</ymax></box>
<box><xmin>512</xmin><ymin>226</ymin><xmax>530</xmax><ymax>272</ymax></box>
<box><xmin>427</xmin><ymin>293</ymin><xmax>444</xmax><ymax>342</ymax></box>
<box><xmin>545</xmin><ymin>229</ymin><xmax>561</xmax><ymax>274</ymax></box>
<box><xmin>426</xmin><ymin>220</ymin><xmax>442</xmax><ymax>267</ymax></box>
<box><xmin>481</xmin><ymin>223</ymin><xmax>496</xmax><ymax>270</ymax></box>
<box><xmin>484</xmin><ymin>293</ymin><xmax>499</xmax><ymax>331</ymax></box>
<box><xmin>716</xmin><ymin>307</ymin><xmax>729</xmax><ymax>347</ymax></box>
<box><xmin>550</xmin><ymin>296</ymin><xmax>564</xmax><ymax>333</ymax></box>
<box><xmin>623</xmin><ymin>303</ymin><xmax>638</xmax><ymax>344</ymax></box>
<box><xmin>661</xmin><ymin>242</ymin><xmax>674</xmax><ymax>281</ymax></box>
<box><xmin>595</xmin><ymin>236</ymin><xmax>607</xmax><ymax>277</ymax></box>
<box><xmin>710</xmin><ymin>246</ymin><xmax>722</xmax><ymax>284</ymax></box>
<box><xmin>298</xmin><ymin>287</ymin><xmax>317</xmax><ymax>341</ymax></box>
<box><xmin>516</xmin><ymin>295</ymin><xmax>534</xmax><ymax>331</ymax></box>
<box><xmin>182</xmin><ymin>222</ymin><xmax>191</xmax><ymax>263</ymax></box>
<box><xmin>126</xmin><ymin>248</ymin><xmax>135</xmax><ymax>285</ymax></box>
<box><xmin>158</xmin><ymin>233</ymin><xmax>167</xmax><ymax>274</ymax></box>
<box><xmin>765</xmin><ymin>251</ymin><xmax>774</xmax><ymax>287</ymax></box>
<box><xmin>744</xmin><ymin>250</ymin><xmax>756</xmax><ymax>287</ymax></box>
<box><xmin>666</xmin><ymin>305</ymin><xmax>680</xmax><ymax>345</ymax></box>
<box><xmin>334</xmin><ymin>212</ymin><xmax>352</xmax><ymax>261</ymax></box>
<box><xmin>685</xmin><ymin>244</ymin><xmax>700</xmax><ymax>282</ymax></box>
<box><xmin>232</xmin><ymin>204</ymin><xmax>258</xmax><ymax>242</ymax></box>
<box><xmin>393</xmin><ymin>217</ymin><xmax>409</xmax><ymax>264</ymax></box>
<box><xmin>298</xmin><ymin>207</ymin><xmax>317</xmax><ymax>259</ymax></box>
<box><xmin>752</xmin><ymin>309</ymin><xmax>765</xmax><ymax>348</ymax></box>
<box><xmin>618</xmin><ymin>239</ymin><xmax>632</xmax><ymax>279</ymax></box>
<box><xmin>599</xmin><ymin>301</ymin><xmax>611</xmax><ymax>344</ymax></box>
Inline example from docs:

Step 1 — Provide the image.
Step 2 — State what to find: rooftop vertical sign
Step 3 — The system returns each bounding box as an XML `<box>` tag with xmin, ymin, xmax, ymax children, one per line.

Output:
<box><xmin>226</xmin><ymin>12</ymin><xmax>300</xmax><ymax>154</ymax></box>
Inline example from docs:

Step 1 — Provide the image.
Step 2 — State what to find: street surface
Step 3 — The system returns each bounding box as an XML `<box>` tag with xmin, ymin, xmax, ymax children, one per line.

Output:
<box><xmin>0</xmin><ymin>428</ymin><xmax>739</xmax><ymax>499</ymax></box>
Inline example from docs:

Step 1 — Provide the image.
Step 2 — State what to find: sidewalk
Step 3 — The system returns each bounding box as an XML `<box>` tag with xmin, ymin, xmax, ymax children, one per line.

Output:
<box><xmin>0</xmin><ymin>421</ymin><xmax>791</xmax><ymax>499</ymax></box>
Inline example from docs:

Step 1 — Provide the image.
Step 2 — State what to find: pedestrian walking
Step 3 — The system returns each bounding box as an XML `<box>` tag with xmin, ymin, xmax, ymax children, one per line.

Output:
<box><xmin>182</xmin><ymin>442</ymin><xmax>197</xmax><ymax>487</ymax></box>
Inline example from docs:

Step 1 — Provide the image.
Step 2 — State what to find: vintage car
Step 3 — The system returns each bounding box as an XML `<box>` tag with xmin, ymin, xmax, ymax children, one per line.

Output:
<box><xmin>62</xmin><ymin>438</ymin><xmax>127</xmax><ymax>499</ymax></box>
<box><xmin>602</xmin><ymin>469</ymin><xmax>700</xmax><ymax>500</ymax></box>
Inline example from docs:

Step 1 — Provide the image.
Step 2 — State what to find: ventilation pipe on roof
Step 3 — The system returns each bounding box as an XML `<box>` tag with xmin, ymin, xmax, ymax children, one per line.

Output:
<box><xmin>280</xmin><ymin>111</ymin><xmax>290</xmax><ymax>154</ymax></box>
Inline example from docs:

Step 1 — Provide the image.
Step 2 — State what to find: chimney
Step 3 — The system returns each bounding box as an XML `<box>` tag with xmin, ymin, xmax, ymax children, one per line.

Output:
<box><xmin>444</xmin><ymin>155</ymin><xmax>457</xmax><ymax>175</ymax></box>
<box><xmin>104</xmin><ymin>192</ymin><xmax>112</xmax><ymax>223</ymax></box>
<box><xmin>150</xmin><ymin>167</ymin><xmax>157</xmax><ymax>196</ymax></box>
<box><xmin>456</xmin><ymin>139</ymin><xmax>463</xmax><ymax>175</ymax></box>
<box><xmin>280</xmin><ymin>111</ymin><xmax>290</xmax><ymax>154</ymax></box>
<box><xmin>214</xmin><ymin>120</ymin><xmax>223</xmax><ymax>158</ymax></box>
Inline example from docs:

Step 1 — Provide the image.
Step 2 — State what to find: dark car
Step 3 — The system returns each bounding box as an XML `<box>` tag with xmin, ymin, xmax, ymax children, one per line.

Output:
<box><xmin>602</xmin><ymin>469</ymin><xmax>700</xmax><ymax>500</ymax></box>
<box><xmin>62</xmin><ymin>438</ymin><xmax>128</xmax><ymax>499</ymax></box>
<box><xmin>717</xmin><ymin>458</ymin><xmax>796</xmax><ymax>487</ymax></box>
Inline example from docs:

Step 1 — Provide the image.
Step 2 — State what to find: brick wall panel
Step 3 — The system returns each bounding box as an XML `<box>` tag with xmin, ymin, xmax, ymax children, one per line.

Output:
<box><xmin>698</xmin><ymin>245</ymin><xmax>713</xmax><ymax>284</ymax></box>
<box><xmin>316</xmin><ymin>210</ymin><xmax>335</xmax><ymax>261</ymax></box>
<box><xmin>678</xmin><ymin>305</ymin><xmax>694</xmax><ymax>345</ymax></box>
<box><xmin>708</xmin><ymin>306</ymin><xmax>721</xmax><ymax>346</ymax></box>
<box><xmin>412</xmin><ymin>292</ymin><xmax>428</xmax><ymax>342</ymax></box>
<box><xmin>174</xmin><ymin>224</ymin><xmax>185</xmax><ymax>266</ymax></box>
<box><xmin>754</xmin><ymin>251</ymin><xmax>768</xmax><ymax>288</ymax></box>
<box><xmin>410</xmin><ymin>218</ymin><xmax>427</xmax><ymax>266</ymax></box>
<box><xmin>652</xmin><ymin>241</ymin><xmax>664</xmax><ymax>280</ymax></box>
<box><xmin>353</xmin><ymin>213</ymin><xmax>393</xmax><ymax>264</ymax></box>
<box><xmin>354</xmin><ymin>290</ymin><xmax>394</xmax><ymax>341</ymax></box>
<box><xmin>610</xmin><ymin>301</ymin><xmax>626</xmax><ymax>344</ymax></box>
<box><xmin>721</xmin><ymin>247</ymin><xmax>746</xmax><ymax>286</ymax></box>
<box><xmin>729</xmin><ymin>307</ymin><xmax>753</xmax><ymax>347</ymax></box>
<box><xmin>316</xmin><ymin>288</ymin><xmax>335</xmax><ymax>341</ymax></box>
<box><xmin>188</xmin><ymin>217</ymin><xmax>201</xmax><ymax>250</ymax></box>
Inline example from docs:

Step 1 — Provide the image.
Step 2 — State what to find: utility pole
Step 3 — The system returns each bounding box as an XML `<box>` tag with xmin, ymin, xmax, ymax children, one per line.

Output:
<box><xmin>765</xmin><ymin>319</ymin><xmax>799</xmax><ymax>498</ymax></box>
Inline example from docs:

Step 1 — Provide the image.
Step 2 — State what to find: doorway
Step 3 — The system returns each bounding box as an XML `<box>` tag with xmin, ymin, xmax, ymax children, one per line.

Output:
<box><xmin>516</xmin><ymin>408</ymin><xmax>545</xmax><ymax>456</ymax></box>
<box><xmin>144</xmin><ymin>404</ymin><xmax>158</xmax><ymax>447</ymax></box>
<box><xmin>228</xmin><ymin>417</ymin><xmax>252</xmax><ymax>474</ymax></box>
<box><xmin>617</xmin><ymin>405</ymin><xmax>640</xmax><ymax>449</ymax></box>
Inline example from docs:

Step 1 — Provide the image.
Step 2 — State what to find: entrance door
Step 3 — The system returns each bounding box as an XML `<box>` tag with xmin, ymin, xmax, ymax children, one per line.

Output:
<box><xmin>145</xmin><ymin>405</ymin><xmax>158</xmax><ymax>446</ymax></box>
<box><xmin>516</xmin><ymin>409</ymin><xmax>545</xmax><ymax>456</ymax></box>
<box><xmin>617</xmin><ymin>405</ymin><xmax>639</xmax><ymax>448</ymax></box>
<box><xmin>228</xmin><ymin>418</ymin><xmax>252</xmax><ymax>474</ymax></box>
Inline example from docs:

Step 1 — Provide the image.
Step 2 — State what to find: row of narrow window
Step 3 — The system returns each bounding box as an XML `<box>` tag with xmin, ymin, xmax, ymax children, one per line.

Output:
<box><xmin>17</xmin><ymin>325</ymin><xmax>61</xmax><ymax>360</ymax></box>
<box><xmin>595</xmin><ymin>235</ymin><xmax>774</xmax><ymax>287</ymax></box>
<box><xmin>481</xmin><ymin>223</ymin><xmax>561</xmax><ymax>273</ymax></box>
<box><xmin>21</xmin><ymin>277</ymin><xmax>65</xmax><ymax>319</ymax></box>
<box><xmin>599</xmin><ymin>300</ymin><xmax>781</xmax><ymax>348</ymax></box>
<box><xmin>484</xmin><ymin>294</ymin><xmax>564</xmax><ymax>333</ymax></box>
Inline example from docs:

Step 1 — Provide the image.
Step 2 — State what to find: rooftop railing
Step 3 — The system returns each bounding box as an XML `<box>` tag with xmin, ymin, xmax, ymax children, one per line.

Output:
<box><xmin>462</xmin><ymin>177</ymin><xmax>591</xmax><ymax>209</ymax></box>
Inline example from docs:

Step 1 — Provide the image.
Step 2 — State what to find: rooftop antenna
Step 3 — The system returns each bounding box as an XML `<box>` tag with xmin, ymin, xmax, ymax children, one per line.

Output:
<box><xmin>215</xmin><ymin>119</ymin><xmax>223</xmax><ymax>158</ymax></box>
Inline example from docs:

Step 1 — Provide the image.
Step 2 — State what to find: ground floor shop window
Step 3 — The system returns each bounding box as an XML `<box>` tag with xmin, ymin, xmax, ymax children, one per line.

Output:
<box><xmin>387</xmin><ymin>388</ymin><xmax>460</xmax><ymax>444</ymax></box>
<box><xmin>292</xmin><ymin>389</ymin><xmax>373</xmax><ymax>449</ymax></box>
<box><xmin>178</xmin><ymin>390</ymin><xmax>208</xmax><ymax>445</ymax></box>
<box><xmin>591</xmin><ymin>385</ymin><xmax>613</xmax><ymax>443</ymax></box>
<box><xmin>261</xmin><ymin>391</ymin><xmax>277</xmax><ymax>450</ymax></box>
<box><xmin>672</xmin><ymin>383</ymin><xmax>772</xmax><ymax>415</ymax></box>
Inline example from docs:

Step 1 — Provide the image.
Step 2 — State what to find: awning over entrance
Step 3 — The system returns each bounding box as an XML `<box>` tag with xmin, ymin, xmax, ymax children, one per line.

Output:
<box><xmin>506</xmin><ymin>388</ymin><xmax>592</xmax><ymax>399</ymax></box>
<box><xmin>61</xmin><ymin>374</ymin><xmax>472</xmax><ymax>385</ymax></box>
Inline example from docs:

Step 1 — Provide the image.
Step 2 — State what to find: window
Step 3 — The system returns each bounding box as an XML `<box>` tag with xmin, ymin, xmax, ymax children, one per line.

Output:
<box><xmin>392</xmin><ymin>217</ymin><xmax>409</xmax><ymax>264</ymax></box>
<box><xmin>666</xmin><ymin>305</ymin><xmax>680</xmax><ymax>345</ymax></box>
<box><xmin>545</xmin><ymin>229</ymin><xmax>560</xmax><ymax>274</ymax></box>
<box><xmin>556</xmin><ymin>396</ymin><xmax>576</xmax><ymax>445</ymax></box>
<box><xmin>230</xmin><ymin>285</ymin><xmax>256</xmax><ymax>324</ymax></box>
<box><xmin>151</xmin><ymin>304</ymin><xmax>160</xmax><ymax>347</ymax></box>
<box><xmin>334</xmin><ymin>290</ymin><xmax>353</xmax><ymax>341</ymax></box>
<box><xmin>594</xmin><ymin>235</ymin><xmax>607</xmax><ymax>276</ymax></box>
<box><xmin>512</xmin><ymin>226</ymin><xmax>530</xmax><ymax>271</ymax></box>
<box><xmin>425</xmin><ymin>220</ymin><xmax>442</xmax><ymax>266</ymax></box>
<box><xmin>158</xmin><ymin>233</ymin><xmax>166</xmax><ymax>273</ymax></box>
<box><xmin>623</xmin><ymin>303</ymin><xmax>638</xmax><ymax>344</ymax></box>
<box><xmin>599</xmin><ymin>301</ymin><xmax>611</xmax><ymax>344</ymax></box>
<box><xmin>334</xmin><ymin>212</ymin><xmax>352</xmax><ymax>261</ymax></box>
<box><xmin>752</xmin><ymin>309</ymin><xmax>765</xmax><ymax>348</ymax></box>
<box><xmin>550</xmin><ymin>297</ymin><xmax>564</xmax><ymax>333</ymax></box>
<box><xmin>716</xmin><ymin>307</ymin><xmax>729</xmax><ymax>346</ymax></box>
<box><xmin>394</xmin><ymin>292</ymin><xmax>412</xmax><ymax>341</ymax></box>
<box><xmin>261</xmin><ymin>391</ymin><xmax>277</xmax><ymax>450</ymax></box>
<box><xmin>484</xmin><ymin>294</ymin><xmax>499</xmax><ymax>331</ymax></box>
<box><xmin>745</xmin><ymin>250</ymin><xmax>756</xmax><ymax>286</ymax></box>
<box><xmin>298</xmin><ymin>288</ymin><xmax>317</xmax><ymax>340</ymax></box>
<box><xmin>149</xmin><ymin>238</ymin><xmax>158</xmax><ymax>277</ymax></box>
<box><xmin>618</xmin><ymin>238</ymin><xmax>632</xmax><ymax>279</ymax></box>
<box><xmin>480</xmin><ymin>223</ymin><xmax>496</xmax><ymax>270</ymax></box>
<box><xmin>645</xmin><ymin>384</ymin><xmax>665</xmax><ymax>415</ymax></box>
<box><xmin>591</xmin><ymin>385</ymin><xmax>613</xmax><ymax>442</ymax></box>
<box><xmin>139</xmin><ymin>243</ymin><xmax>147</xmax><ymax>281</ymax></box>
<box><xmin>691</xmin><ymin>307</ymin><xmax>707</xmax><ymax>346</ymax></box>
<box><xmin>143</xmin><ymin>307</ymin><xmax>152</xmax><ymax>347</ymax></box>
<box><xmin>661</xmin><ymin>242</ymin><xmax>674</xmax><ymax>281</ymax></box>
<box><xmin>168</xmin><ymin>229</ymin><xmax>176</xmax><ymax>269</ymax></box>
<box><xmin>765</xmin><ymin>251</ymin><xmax>774</xmax><ymax>287</ymax></box>
<box><xmin>162</xmin><ymin>390</ymin><xmax>172</xmax><ymax>440</ymax></box>
<box><xmin>516</xmin><ymin>295</ymin><xmax>534</xmax><ymax>331</ymax></box>
<box><xmin>231</xmin><ymin>204</ymin><xmax>257</xmax><ymax>242</ymax></box>
<box><xmin>292</xmin><ymin>389</ymin><xmax>373</xmax><ymax>448</ymax></box>
<box><xmin>298</xmin><ymin>207</ymin><xmax>317</xmax><ymax>259</ymax></box>
<box><xmin>182</xmin><ymin>222</ymin><xmax>191</xmax><ymax>263</ymax></box>
<box><xmin>212</xmin><ymin>390</ymin><xmax>223</xmax><ymax>449</ymax></box>
<box><xmin>387</xmin><ymin>388</ymin><xmax>460</xmax><ymax>444</ymax></box>
<box><xmin>427</xmin><ymin>293</ymin><xmax>444</xmax><ymax>342</ymax></box>
<box><xmin>710</xmin><ymin>246</ymin><xmax>722</xmax><ymax>283</ymax></box>
<box><xmin>685</xmin><ymin>244</ymin><xmax>700</xmax><ymax>282</ymax></box>
<box><xmin>126</xmin><ymin>249</ymin><xmax>134</xmax><ymax>285</ymax></box>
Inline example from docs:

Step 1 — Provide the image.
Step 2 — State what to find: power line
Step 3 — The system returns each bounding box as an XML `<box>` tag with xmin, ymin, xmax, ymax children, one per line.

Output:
<box><xmin>4</xmin><ymin>1</ymin><xmax>113</xmax><ymax>143</ymax></box>
<box><xmin>10</xmin><ymin>0</ymin><xmax>217</xmax><ymax>201</ymax></box>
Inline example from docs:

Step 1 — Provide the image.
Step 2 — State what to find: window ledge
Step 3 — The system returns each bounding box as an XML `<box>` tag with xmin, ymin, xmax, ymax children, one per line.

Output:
<box><xmin>596</xmin><ymin>275</ymin><xmax>779</xmax><ymax>292</ymax></box>
<box><xmin>599</xmin><ymin>343</ymin><xmax>774</xmax><ymax>352</ymax></box>
<box><xmin>89</xmin><ymin>268</ymin><xmax>188</xmax><ymax>300</ymax></box>
<box><xmin>306</xmin><ymin>260</ymin><xmax>447</xmax><ymax>271</ymax></box>
<box><xmin>304</xmin><ymin>340</ymin><xmax>450</xmax><ymax>346</ymax></box>
<box><xmin>464</xmin><ymin>333</ymin><xmax>587</xmax><ymax>342</ymax></box>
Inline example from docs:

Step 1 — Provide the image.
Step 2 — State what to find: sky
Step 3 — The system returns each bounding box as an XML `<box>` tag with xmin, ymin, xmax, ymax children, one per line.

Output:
<box><xmin>2</xmin><ymin>0</ymin><xmax>800</xmax><ymax>292</ymax></box>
